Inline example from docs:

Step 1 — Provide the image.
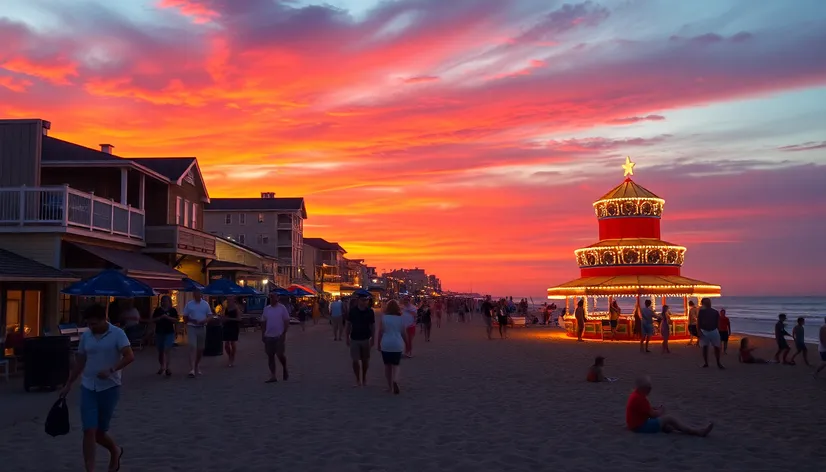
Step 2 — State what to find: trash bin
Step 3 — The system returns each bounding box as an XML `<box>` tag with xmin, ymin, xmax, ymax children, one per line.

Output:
<box><xmin>24</xmin><ymin>336</ymin><xmax>71</xmax><ymax>392</ymax></box>
<box><xmin>203</xmin><ymin>322</ymin><xmax>223</xmax><ymax>357</ymax></box>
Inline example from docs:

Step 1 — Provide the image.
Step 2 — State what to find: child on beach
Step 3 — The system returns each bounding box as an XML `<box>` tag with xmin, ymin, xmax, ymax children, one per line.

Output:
<box><xmin>790</xmin><ymin>317</ymin><xmax>810</xmax><ymax>366</ymax></box>
<box><xmin>660</xmin><ymin>305</ymin><xmax>671</xmax><ymax>354</ymax></box>
<box><xmin>586</xmin><ymin>356</ymin><xmax>617</xmax><ymax>382</ymax></box>
<box><xmin>738</xmin><ymin>338</ymin><xmax>769</xmax><ymax>364</ymax></box>
<box><xmin>718</xmin><ymin>309</ymin><xmax>731</xmax><ymax>354</ymax></box>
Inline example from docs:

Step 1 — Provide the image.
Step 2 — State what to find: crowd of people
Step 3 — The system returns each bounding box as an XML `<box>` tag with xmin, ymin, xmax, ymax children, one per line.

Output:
<box><xmin>53</xmin><ymin>290</ymin><xmax>826</xmax><ymax>470</ymax></box>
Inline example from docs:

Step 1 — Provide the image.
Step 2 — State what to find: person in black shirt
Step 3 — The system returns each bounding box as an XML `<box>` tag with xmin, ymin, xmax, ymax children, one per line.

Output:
<box><xmin>697</xmin><ymin>298</ymin><xmax>724</xmax><ymax>369</ymax></box>
<box><xmin>481</xmin><ymin>295</ymin><xmax>494</xmax><ymax>340</ymax></box>
<box><xmin>420</xmin><ymin>300</ymin><xmax>433</xmax><ymax>342</ymax></box>
<box><xmin>346</xmin><ymin>294</ymin><xmax>376</xmax><ymax>387</ymax></box>
<box><xmin>774</xmin><ymin>313</ymin><xmax>792</xmax><ymax>365</ymax></box>
<box><xmin>222</xmin><ymin>296</ymin><xmax>241</xmax><ymax>367</ymax></box>
<box><xmin>152</xmin><ymin>295</ymin><xmax>178</xmax><ymax>377</ymax></box>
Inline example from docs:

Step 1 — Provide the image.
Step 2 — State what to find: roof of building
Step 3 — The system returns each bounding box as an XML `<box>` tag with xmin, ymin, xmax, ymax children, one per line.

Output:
<box><xmin>216</xmin><ymin>236</ymin><xmax>276</xmax><ymax>260</ymax></box>
<box><xmin>0</xmin><ymin>249</ymin><xmax>78</xmax><ymax>282</ymax></box>
<box><xmin>597</xmin><ymin>178</ymin><xmax>661</xmax><ymax>201</ymax></box>
<box><xmin>205</xmin><ymin>197</ymin><xmax>307</xmax><ymax>218</ymax></box>
<box><xmin>130</xmin><ymin>157</ymin><xmax>196</xmax><ymax>182</ymax></box>
<box><xmin>303</xmin><ymin>237</ymin><xmax>346</xmax><ymax>253</ymax></box>
<box><xmin>42</xmin><ymin>136</ymin><xmax>121</xmax><ymax>162</ymax></box>
<box><xmin>71</xmin><ymin>243</ymin><xmax>184</xmax><ymax>277</ymax></box>
<box><xmin>547</xmin><ymin>274</ymin><xmax>720</xmax><ymax>298</ymax></box>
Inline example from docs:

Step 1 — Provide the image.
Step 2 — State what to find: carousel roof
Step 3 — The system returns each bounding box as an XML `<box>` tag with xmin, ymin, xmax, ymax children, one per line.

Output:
<box><xmin>547</xmin><ymin>274</ymin><xmax>721</xmax><ymax>298</ymax></box>
<box><xmin>578</xmin><ymin>238</ymin><xmax>681</xmax><ymax>250</ymax></box>
<box><xmin>597</xmin><ymin>178</ymin><xmax>661</xmax><ymax>201</ymax></box>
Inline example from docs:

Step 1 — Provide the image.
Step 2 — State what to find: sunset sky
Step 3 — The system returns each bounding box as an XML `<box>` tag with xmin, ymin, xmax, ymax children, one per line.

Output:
<box><xmin>2</xmin><ymin>0</ymin><xmax>825</xmax><ymax>297</ymax></box>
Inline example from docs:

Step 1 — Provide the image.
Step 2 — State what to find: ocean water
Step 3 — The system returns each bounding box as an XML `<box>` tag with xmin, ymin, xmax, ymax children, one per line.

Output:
<box><xmin>526</xmin><ymin>296</ymin><xmax>826</xmax><ymax>343</ymax></box>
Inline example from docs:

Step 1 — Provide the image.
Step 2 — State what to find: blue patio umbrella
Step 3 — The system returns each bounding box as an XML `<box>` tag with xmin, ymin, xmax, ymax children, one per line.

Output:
<box><xmin>201</xmin><ymin>278</ymin><xmax>260</xmax><ymax>297</ymax></box>
<box><xmin>61</xmin><ymin>269</ymin><xmax>156</xmax><ymax>298</ymax></box>
<box><xmin>271</xmin><ymin>287</ymin><xmax>292</xmax><ymax>297</ymax></box>
<box><xmin>182</xmin><ymin>278</ymin><xmax>205</xmax><ymax>292</ymax></box>
<box><xmin>353</xmin><ymin>289</ymin><xmax>372</xmax><ymax>298</ymax></box>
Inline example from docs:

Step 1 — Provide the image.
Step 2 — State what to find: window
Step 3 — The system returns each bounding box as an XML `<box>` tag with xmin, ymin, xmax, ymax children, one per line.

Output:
<box><xmin>257</xmin><ymin>234</ymin><xmax>269</xmax><ymax>245</ymax></box>
<box><xmin>176</xmin><ymin>197</ymin><xmax>183</xmax><ymax>225</ymax></box>
<box><xmin>239</xmin><ymin>213</ymin><xmax>246</xmax><ymax>225</ymax></box>
<box><xmin>191</xmin><ymin>203</ymin><xmax>198</xmax><ymax>229</ymax></box>
<box><xmin>225</xmin><ymin>213</ymin><xmax>232</xmax><ymax>225</ymax></box>
<box><xmin>258</xmin><ymin>213</ymin><xmax>264</xmax><ymax>223</ymax></box>
<box><xmin>238</xmin><ymin>234</ymin><xmax>246</xmax><ymax>244</ymax></box>
<box><xmin>183</xmin><ymin>200</ymin><xmax>190</xmax><ymax>227</ymax></box>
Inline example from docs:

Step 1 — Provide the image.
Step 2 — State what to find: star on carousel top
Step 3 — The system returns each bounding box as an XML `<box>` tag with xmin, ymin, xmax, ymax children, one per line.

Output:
<box><xmin>622</xmin><ymin>156</ymin><xmax>635</xmax><ymax>178</ymax></box>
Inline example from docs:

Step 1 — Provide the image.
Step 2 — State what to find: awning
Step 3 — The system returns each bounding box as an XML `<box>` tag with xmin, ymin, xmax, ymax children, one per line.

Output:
<box><xmin>132</xmin><ymin>277</ymin><xmax>186</xmax><ymax>291</ymax></box>
<box><xmin>547</xmin><ymin>274</ymin><xmax>721</xmax><ymax>299</ymax></box>
<box><xmin>0</xmin><ymin>248</ymin><xmax>79</xmax><ymax>282</ymax></box>
<box><xmin>70</xmin><ymin>243</ymin><xmax>185</xmax><ymax>278</ymax></box>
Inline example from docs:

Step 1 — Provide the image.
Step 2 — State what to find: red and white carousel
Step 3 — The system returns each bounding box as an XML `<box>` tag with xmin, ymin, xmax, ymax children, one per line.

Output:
<box><xmin>548</xmin><ymin>157</ymin><xmax>721</xmax><ymax>340</ymax></box>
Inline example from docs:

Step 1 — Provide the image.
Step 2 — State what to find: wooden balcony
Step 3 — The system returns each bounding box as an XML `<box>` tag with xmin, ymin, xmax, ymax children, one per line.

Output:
<box><xmin>0</xmin><ymin>185</ymin><xmax>144</xmax><ymax>244</ymax></box>
<box><xmin>144</xmin><ymin>225</ymin><xmax>216</xmax><ymax>257</ymax></box>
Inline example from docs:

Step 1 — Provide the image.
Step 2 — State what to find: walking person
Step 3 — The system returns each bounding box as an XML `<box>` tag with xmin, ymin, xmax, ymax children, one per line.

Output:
<box><xmin>660</xmin><ymin>305</ymin><xmax>672</xmax><ymax>354</ymax></box>
<box><xmin>790</xmin><ymin>317</ymin><xmax>810</xmax><ymax>366</ymax></box>
<box><xmin>816</xmin><ymin>316</ymin><xmax>826</xmax><ymax>377</ymax></box>
<box><xmin>261</xmin><ymin>294</ymin><xmax>291</xmax><ymax>383</ymax></box>
<box><xmin>296</xmin><ymin>300</ymin><xmax>309</xmax><ymax>332</ymax></box>
<box><xmin>151</xmin><ymin>295</ymin><xmax>177</xmax><ymax>377</ymax></box>
<box><xmin>697</xmin><ymin>298</ymin><xmax>724</xmax><ymax>369</ymax></box>
<box><xmin>687</xmin><ymin>300</ymin><xmax>699</xmax><ymax>346</ymax></box>
<box><xmin>575</xmin><ymin>298</ymin><xmax>586</xmax><ymax>342</ymax></box>
<box><xmin>434</xmin><ymin>298</ymin><xmax>443</xmax><ymax>328</ymax></box>
<box><xmin>640</xmin><ymin>300</ymin><xmax>655</xmax><ymax>353</ymax></box>
<box><xmin>59</xmin><ymin>304</ymin><xmax>134</xmax><ymax>472</ymax></box>
<box><xmin>497</xmin><ymin>299</ymin><xmax>509</xmax><ymax>339</ymax></box>
<box><xmin>183</xmin><ymin>289</ymin><xmax>213</xmax><ymax>378</ymax></box>
<box><xmin>608</xmin><ymin>300</ymin><xmax>621</xmax><ymax>340</ymax></box>
<box><xmin>718</xmin><ymin>309</ymin><xmax>731</xmax><ymax>354</ymax></box>
<box><xmin>346</xmin><ymin>293</ymin><xmax>375</xmax><ymax>387</ymax></box>
<box><xmin>481</xmin><ymin>295</ymin><xmax>494</xmax><ymax>340</ymax></box>
<box><xmin>420</xmin><ymin>299</ymin><xmax>433</xmax><ymax>342</ymax></box>
<box><xmin>401</xmin><ymin>296</ymin><xmax>417</xmax><ymax>358</ymax></box>
<box><xmin>330</xmin><ymin>297</ymin><xmax>344</xmax><ymax>341</ymax></box>
<box><xmin>222</xmin><ymin>296</ymin><xmax>241</xmax><ymax>367</ymax></box>
<box><xmin>377</xmin><ymin>299</ymin><xmax>409</xmax><ymax>395</ymax></box>
<box><xmin>774</xmin><ymin>313</ymin><xmax>793</xmax><ymax>365</ymax></box>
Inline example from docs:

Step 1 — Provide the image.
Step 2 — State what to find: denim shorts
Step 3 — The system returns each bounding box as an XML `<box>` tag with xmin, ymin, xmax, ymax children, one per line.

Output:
<box><xmin>155</xmin><ymin>333</ymin><xmax>175</xmax><ymax>352</ymax></box>
<box><xmin>641</xmin><ymin>324</ymin><xmax>654</xmax><ymax>336</ymax></box>
<box><xmin>81</xmin><ymin>386</ymin><xmax>121</xmax><ymax>432</ymax></box>
<box><xmin>633</xmin><ymin>418</ymin><xmax>661</xmax><ymax>434</ymax></box>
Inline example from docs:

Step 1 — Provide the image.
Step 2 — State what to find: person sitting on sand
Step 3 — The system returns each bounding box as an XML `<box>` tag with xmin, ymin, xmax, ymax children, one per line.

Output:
<box><xmin>738</xmin><ymin>338</ymin><xmax>769</xmax><ymax>364</ymax></box>
<box><xmin>586</xmin><ymin>356</ymin><xmax>606</xmax><ymax>382</ymax></box>
<box><xmin>626</xmin><ymin>376</ymin><xmax>713</xmax><ymax>437</ymax></box>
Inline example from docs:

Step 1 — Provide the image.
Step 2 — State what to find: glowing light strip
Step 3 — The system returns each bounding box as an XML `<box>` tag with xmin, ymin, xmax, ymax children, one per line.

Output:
<box><xmin>574</xmin><ymin>245</ymin><xmax>686</xmax><ymax>256</ymax></box>
<box><xmin>592</xmin><ymin>197</ymin><xmax>665</xmax><ymax>207</ymax></box>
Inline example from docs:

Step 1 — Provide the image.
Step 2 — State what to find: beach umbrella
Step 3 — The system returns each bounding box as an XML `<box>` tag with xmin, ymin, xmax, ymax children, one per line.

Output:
<box><xmin>61</xmin><ymin>270</ymin><xmax>156</xmax><ymax>298</ymax></box>
<box><xmin>201</xmin><ymin>278</ymin><xmax>260</xmax><ymax>297</ymax></box>
<box><xmin>181</xmin><ymin>278</ymin><xmax>205</xmax><ymax>292</ymax></box>
<box><xmin>353</xmin><ymin>289</ymin><xmax>372</xmax><ymax>298</ymax></box>
<box><xmin>287</xmin><ymin>284</ymin><xmax>315</xmax><ymax>297</ymax></box>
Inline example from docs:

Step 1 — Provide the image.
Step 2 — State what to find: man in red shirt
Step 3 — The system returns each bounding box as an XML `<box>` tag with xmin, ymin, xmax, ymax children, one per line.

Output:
<box><xmin>626</xmin><ymin>376</ymin><xmax>714</xmax><ymax>436</ymax></box>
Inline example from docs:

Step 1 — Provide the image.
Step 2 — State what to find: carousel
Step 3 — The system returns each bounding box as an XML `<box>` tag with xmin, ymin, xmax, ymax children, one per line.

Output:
<box><xmin>548</xmin><ymin>157</ymin><xmax>721</xmax><ymax>340</ymax></box>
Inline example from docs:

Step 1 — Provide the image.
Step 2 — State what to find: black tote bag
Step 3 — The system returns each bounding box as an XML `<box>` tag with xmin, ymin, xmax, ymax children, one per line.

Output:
<box><xmin>45</xmin><ymin>398</ymin><xmax>70</xmax><ymax>437</ymax></box>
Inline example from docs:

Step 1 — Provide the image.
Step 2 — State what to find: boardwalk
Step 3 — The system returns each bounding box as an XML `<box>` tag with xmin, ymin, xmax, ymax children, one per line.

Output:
<box><xmin>0</xmin><ymin>320</ymin><xmax>821</xmax><ymax>471</ymax></box>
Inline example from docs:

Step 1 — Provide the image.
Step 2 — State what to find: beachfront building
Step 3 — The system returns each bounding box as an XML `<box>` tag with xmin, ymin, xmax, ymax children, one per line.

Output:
<box><xmin>208</xmin><ymin>237</ymin><xmax>276</xmax><ymax>293</ymax></box>
<box><xmin>203</xmin><ymin>192</ymin><xmax>307</xmax><ymax>285</ymax></box>
<box><xmin>0</xmin><ymin>119</ymin><xmax>214</xmax><ymax>334</ymax></box>
<box><xmin>547</xmin><ymin>158</ymin><xmax>721</xmax><ymax>340</ymax></box>
<box><xmin>303</xmin><ymin>237</ymin><xmax>346</xmax><ymax>297</ymax></box>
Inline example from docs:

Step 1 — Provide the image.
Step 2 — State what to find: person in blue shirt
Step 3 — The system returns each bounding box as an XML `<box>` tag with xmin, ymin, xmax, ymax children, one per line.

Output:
<box><xmin>60</xmin><ymin>304</ymin><xmax>135</xmax><ymax>472</ymax></box>
<box><xmin>329</xmin><ymin>298</ymin><xmax>344</xmax><ymax>341</ymax></box>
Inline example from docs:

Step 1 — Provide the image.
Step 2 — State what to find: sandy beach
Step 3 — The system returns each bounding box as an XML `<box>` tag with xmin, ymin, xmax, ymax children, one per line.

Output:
<box><xmin>1</xmin><ymin>320</ymin><xmax>823</xmax><ymax>471</ymax></box>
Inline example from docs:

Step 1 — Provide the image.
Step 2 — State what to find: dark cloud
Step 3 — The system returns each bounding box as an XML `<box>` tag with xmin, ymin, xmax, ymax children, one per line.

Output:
<box><xmin>514</xmin><ymin>1</ymin><xmax>610</xmax><ymax>44</ymax></box>
<box><xmin>608</xmin><ymin>114</ymin><xmax>666</xmax><ymax>124</ymax></box>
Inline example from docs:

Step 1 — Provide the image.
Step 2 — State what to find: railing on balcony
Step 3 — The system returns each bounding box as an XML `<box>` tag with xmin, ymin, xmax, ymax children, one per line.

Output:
<box><xmin>145</xmin><ymin>225</ymin><xmax>216</xmax><ymax>256</ymax></box>
<box><xmin>0</xmin><ymin>185</ymin><xmax>145</xmax><ymax>240</ymax></box>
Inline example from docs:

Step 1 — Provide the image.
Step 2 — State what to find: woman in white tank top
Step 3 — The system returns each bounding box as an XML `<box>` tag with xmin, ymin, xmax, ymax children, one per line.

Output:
<box><xmin>378</xmin><ymin>299</ymin><xmax>409</xmax><ymax>394</ymax></box>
